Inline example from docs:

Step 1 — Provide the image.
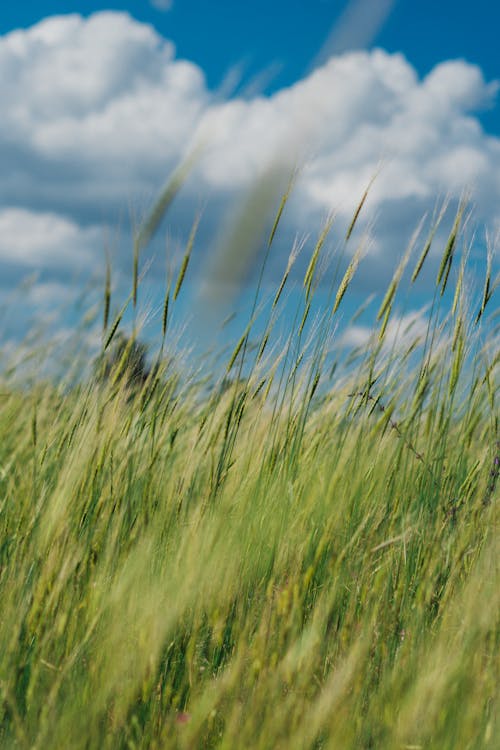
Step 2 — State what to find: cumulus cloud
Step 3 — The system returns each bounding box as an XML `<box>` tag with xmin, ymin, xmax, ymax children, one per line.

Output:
<box><xmin>0</xmin><ymin>208</ymin><xmax>101</xmax><ymax>271</ymax></box>
<box><xmin>339</xmin><ymin>308</ymin><xmax>430</xmax><ymax>352</ymax></box>
<box><xmin>194</xmin><ymin>53</ymin><xmax>499</xmax><ymax>214</ymax></box>
<box><xmin>0</xmin><ymin>11</ymin><xmax>499</xmax><ymax>309</ymax></box>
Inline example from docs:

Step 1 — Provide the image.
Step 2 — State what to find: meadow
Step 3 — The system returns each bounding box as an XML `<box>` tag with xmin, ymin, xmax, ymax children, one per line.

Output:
<box><xmin>0</xmin><ymin>181</ymin><xmax>498</xmax><ymax>749</ymax></box>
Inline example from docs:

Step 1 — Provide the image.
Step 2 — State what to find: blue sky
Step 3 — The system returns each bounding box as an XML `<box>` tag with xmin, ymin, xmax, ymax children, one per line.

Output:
<box><xmin>0</xmin><ymin>0</ymin><xmax>498</xmax><ymax>361</ymax></box>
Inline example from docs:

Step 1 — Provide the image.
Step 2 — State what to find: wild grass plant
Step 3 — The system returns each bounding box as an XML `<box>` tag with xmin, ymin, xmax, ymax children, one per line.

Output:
<box><xmin>0</xmin><ymin>178</ymin><xmax>498</xmax><ymax>750</ymax></box>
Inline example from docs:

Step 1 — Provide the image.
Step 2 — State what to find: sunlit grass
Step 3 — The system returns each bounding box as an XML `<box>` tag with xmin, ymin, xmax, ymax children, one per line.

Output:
<box><xmin>0</xmin><ymin>177</ymin><xmax>498</xmax><ymax>750</ymax></box>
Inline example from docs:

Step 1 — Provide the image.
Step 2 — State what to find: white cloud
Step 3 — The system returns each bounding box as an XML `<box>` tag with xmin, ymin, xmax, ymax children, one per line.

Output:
<box><xmin>194</xmin><ymin>53</ymin><xmax>499</xmax><ymax>217</ymax></box>
<box><xmin>339</xmin><ymin>308</ymin><xmax>430</xmax><ymax>352</ymax></box>
<box><xmin>0</xmin><ymin>11</ymin><xmax>499</xmax><ymax>302</ymax></box>
<box><xmin>0</xmin><ymin>208</ymin><xmax>101</xmax><ymax>270</ymax></box>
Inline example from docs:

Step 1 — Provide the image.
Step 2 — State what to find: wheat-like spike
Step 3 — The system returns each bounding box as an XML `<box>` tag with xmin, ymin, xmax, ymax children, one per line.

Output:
<box><xmin>350</xmin><ymin>293</ymin><xmax>376</xmax><ymax>324</ymax></box>
<box><xmin>333</xmin><ymin>239</ymin><xmax>366</xmax><ymax>314</ymax></box>
<box><xmin>411</xmin><ymin>200</ymin><xmax>450</xmax><ymax>283</ymax></box>
<box><xmin>345</xmin><ymin>173</ymin><xmax>377</xmax><ymax>241</ymax></box>
<box><xmin>451</xmin><ymin>254</ymin><xmax>466</xmax><ymax>317</ymax></box>
<box><xmin>377</xmin><ymin>277</ymin><xmax>398</xmax><ymax>320</ymax></box>
<box><xmin>436</xmin><ymin>219</ymin><xmax>459</xmax><ymax>285</ymax></box>
<box><xmin>411</xmin><ymin>235</ymin><xmax>433</xmax><ymax>284</ymax></box>
<box><xmin>110</xmin><ymin>336</ymin><xmax>137</xmax><ymax>388</ymax></box>
<box><xmin>452</xmin><ymin>314</ymin><xmax>464</xmax><ymax>353</ymax></box>
<box><xmin>135</xmin><ymin>147</ymin><xmax>201</xmax><ymax>252</ymax></box>
<box><xmin>252</xmin><ymin>378</ymin><xmax>267</xmax><ymax>399</ymax></box>
<box><xmin>272</xmin><ymin>271</ymin><xmax>289</xmax><ymax>309</ymax></box>
<box><xmin>227</xmin><ymin>331</ymin><xmax>249</xmax><ymax>373</ymax></box>
<box><xmin>103</xmin><ymin>253</ymin><xmax>111</xmax><ymax>335</ymax></box>
<box><xmin>475</xmin><ymin>243</ymin><xmax>494</xmax><ymax>324</ymax></box>
<box><xmin>308</xmin><ymin>372</ymin><xmax>321</xmax><ymax>402</ymax></box>
<box><xmin>378</xmin><ymin>305</ymin><xmax>391</xmax><ymax>342</ymax></box>
<box><xmin>268</xmin><ymin>169</ymin><xmax>297</xmax><ymax>249</ymax></box>
<box><xmin>290</xmin><ymin>352</ymin><xmax>304</xmax><ymax>380</ymax></box>
<box><xmin>257</xmin><ymin>332</ymin><xmax>270</xmax><ymax>363</ymax></box>
<box><xmin>377</xmin><ymin>217</ymin><xmax>423</xmax><ymax>321</ymax></box>
<box><xmin>103</xmin><ymin>293</ymin><xmax>133</xmax><ymax>352</ymax></box>
<box><xmin>439</xmin><ymin>252</ymin><xmax>454</xmax><ymax>297</ymax></box>
<box><xmin>31</xmin><ymin>401</ymin><xmax>37</xmax><ymax>449</ymax></box>
<box><xmin>304</xmin><ymin>214</ymin><xmax>335</xmax><ymax>299</ymax></box>
<box><xmin>103</xmin><ymin>314</ymin><xmax>124</xmax><ymax>353</ymax></box>
<box><xmin>273</xmin><ymin>236</ymin><xmax>304</xmax><ymax>308</ymax></box>
<box><xmin>262</xmin><ymin>371</ymin><xmax>275</xmax><ymax>401</ymax></box>
<box><xmin>132</xmin><ymin>237</ymin><xmax>139</xmax><ymax>312</ymax></box>
<box><xmin>437</xmin><ymin>201</ymin><xmax>465</xmax><ymax>289</ymax></box>
<box><xmin>162</xmin><ymin>272</ymin><xmax>172</xmax><ymax>342</ymax></box>
<box><xmin>448</xmin><ymin>326</ymin><xmax>465</xmax><ymax>395</ymax></box>
<box><xmin>299</xmin><ymin>300</ymin><xmax>311</xmax><ymax>335</ymax></box>
<box><xmin>173</xmin><ymin>214</ymin><xmax>200</xmax><ymax>301</ymax></box>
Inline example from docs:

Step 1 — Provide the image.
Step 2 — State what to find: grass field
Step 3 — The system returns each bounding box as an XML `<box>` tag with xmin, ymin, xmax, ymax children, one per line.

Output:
<box><xmin>0</xmin><ymin>188</ymin><xmax>498</xmax><ymax>749</ymax></box>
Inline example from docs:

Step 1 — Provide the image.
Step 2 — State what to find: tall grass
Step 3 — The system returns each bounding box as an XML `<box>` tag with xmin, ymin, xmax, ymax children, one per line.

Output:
<box><xmin>0</xmin><ymin>180</ymin><xmax>498</xmax><ymax>750</ymax></box>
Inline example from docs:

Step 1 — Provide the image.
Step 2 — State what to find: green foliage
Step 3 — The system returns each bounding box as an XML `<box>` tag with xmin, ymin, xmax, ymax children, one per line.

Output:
<box><xmin>0</xmin><ymin>187</ymin><xmax>498</xmax><ymax>750</ymax></box>
<box><xmin>96</xmin><ymin>332</ymin><xmax>152</xmax><ymax>390</ymax></box>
